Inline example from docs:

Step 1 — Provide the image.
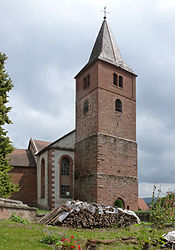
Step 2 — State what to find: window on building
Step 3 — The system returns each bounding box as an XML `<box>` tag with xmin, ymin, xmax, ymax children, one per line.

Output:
<box><xmin>119</xmin><ymin>76</ymin><xmax>123</xmax><ymax>88</ymax></box>
<box><xmin>61</xmin><ymin>185</ymin><xmax>70</xmax><ymax>196</ymax></box>
<box><xmin>83</xmin><ymin>99</ymin><xmax>89</xmax><ymax>115</ymax></box>
<box><xmin>61</xmin><ymin>158</ymin><xmax>70</xmax><ymax>176</ymax></box>
<box><xmin>83</xmin><ymin>77</ymin><xmax>86</xmax><ymax>89</ymax></box>
<box><xmin>87</xmin><ymin>74</ymin><xmax>90</xmax><ymax>86</ymax></box>
<box><xmin>113</xmin><ymin>73</ymin><xmax>117</xmax><ymax>85</ymax></box>
<box><xmin>41</xmin><ymin>159</ymin><xmax>45</xmax><ymax>198</ymax></box>
<box><xmin>115</xmin><ymin>99</ymin><xmax>122</xmax><ymax>112</ymax></box>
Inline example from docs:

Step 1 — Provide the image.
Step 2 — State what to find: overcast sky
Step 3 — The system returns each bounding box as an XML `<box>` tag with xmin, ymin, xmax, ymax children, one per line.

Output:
<box><xmin>1</xmin><ymin>0</ymin><xmax>175</xmax><ymax>197</ymax></box>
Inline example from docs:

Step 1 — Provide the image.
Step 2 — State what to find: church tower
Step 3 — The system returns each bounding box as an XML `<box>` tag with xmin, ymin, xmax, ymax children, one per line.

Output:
<box><xmin>74</xmin><ymin>17</ymin><xmax>138</xmax><ymax>210</ymax></box>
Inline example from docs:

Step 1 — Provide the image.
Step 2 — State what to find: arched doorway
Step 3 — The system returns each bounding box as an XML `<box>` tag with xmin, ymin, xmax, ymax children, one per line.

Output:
<box><xmin>114</xmin><ymin>198</ymin><xmax>125</xmax><ymax>209</ymax></box>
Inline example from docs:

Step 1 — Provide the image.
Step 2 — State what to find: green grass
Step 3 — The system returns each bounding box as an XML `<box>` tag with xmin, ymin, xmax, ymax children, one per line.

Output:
<box><xmin>36</xmin><ymin>208</ymin><xmax>51</xmax><ymax>214</ymax></box>
<box><xmin>0</xmin><ymin>219</ymin><xmax>174</xmax><ymax>249</ymax></box>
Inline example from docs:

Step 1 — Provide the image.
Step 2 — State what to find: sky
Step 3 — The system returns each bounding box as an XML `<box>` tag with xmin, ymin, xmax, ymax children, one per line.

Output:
<box><xmin>1</xmin><ymin>0</ymin><xmax>175</xmax><ymax>198</ymax></box>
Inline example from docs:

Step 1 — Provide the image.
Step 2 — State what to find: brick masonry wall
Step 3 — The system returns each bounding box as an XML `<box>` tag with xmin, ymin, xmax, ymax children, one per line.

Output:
<box><xmin>76</xmin><ymin>89</ymin><xmax>98</xmax><ymax>142</ymax></box>
<box><xmin>76</xmin><ymin>61</ymin><xmax>98</xmax><ymax>102</ymax></box>
<box><xmin>10</xmin><ymin>167</ymin><xmax>37</xmax><ymax>205</ymax></box>
<box><xmin>98</xmin><ymin>61</ymin><xmax>136</xmax><ymax>101</ymax></box>
<box><xmin>98</xmin><ymin>88</ymin><xmax>136</xmax><ymax>141</ymax></box>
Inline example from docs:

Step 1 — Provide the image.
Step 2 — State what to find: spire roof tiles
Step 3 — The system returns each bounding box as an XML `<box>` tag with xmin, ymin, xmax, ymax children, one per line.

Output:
<box><xmin>88</xmin><ymin>19</ymin><xmax>135</xmax><ymax>75</ymax></box>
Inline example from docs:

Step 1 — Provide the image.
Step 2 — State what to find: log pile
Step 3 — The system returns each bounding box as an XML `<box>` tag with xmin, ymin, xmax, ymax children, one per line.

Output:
<box><xmin>39</xmin><ymin>200</ymin><xmax>140</xmax><ymax>228</ymax></box>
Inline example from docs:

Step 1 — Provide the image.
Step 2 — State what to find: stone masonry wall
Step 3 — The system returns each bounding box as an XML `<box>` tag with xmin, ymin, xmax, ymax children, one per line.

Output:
<box><xmin>74</xmin><ymin>134</ymin><xmax>98</xmax><ymax>202</ymax></box>
<box><xmin>97</xmin><ymin>174</ymin><xmax>138</xmax><ymax>211</ymax></box>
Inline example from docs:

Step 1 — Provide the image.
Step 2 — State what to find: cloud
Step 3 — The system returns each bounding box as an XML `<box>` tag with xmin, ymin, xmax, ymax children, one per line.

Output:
<box><xmin>139</xmin><ymin>182</ymin><xmax>175</xmax><ymax>198</ymax></box>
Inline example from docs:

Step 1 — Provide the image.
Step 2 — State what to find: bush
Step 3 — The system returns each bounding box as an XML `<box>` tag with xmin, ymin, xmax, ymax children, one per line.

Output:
<box><xmin>150</xmin><ymin>185</ymin><xmax>175</xmax><ymax>228</ymax></box>
<box><xmin>136</xmin><ymin>210</ymin><xmax>151</xmax><ymax>222</ymax></box>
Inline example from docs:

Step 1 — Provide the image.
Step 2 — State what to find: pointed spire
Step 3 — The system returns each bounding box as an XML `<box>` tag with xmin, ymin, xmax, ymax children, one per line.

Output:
<box><xmin>88</xmin><ymin>19</ymin><xmax>135</xmax><ymax>75</ymax></box>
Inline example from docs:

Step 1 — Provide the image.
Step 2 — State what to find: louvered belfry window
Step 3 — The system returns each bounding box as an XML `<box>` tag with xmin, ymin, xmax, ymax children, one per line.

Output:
<box><xmin>113</xmin><ymin>73</ymin><xmax>117</xmax><ymax>85</ymax></box>
<box><xmin>61</xmin><ymin>158</ymin><xmax>70</xmax><ymax>176</ymax></box>
<box><xmin>119</xmin><ymin>76</ymin><xmax>123</xmax><ymax>88</ymax></box>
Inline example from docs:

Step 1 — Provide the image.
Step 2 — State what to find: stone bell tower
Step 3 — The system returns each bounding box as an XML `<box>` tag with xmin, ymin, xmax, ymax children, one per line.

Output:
<box><xmin>74</xmin><ymin>16</ymin><xmax>138</xmax><ymax>210</ymax></box>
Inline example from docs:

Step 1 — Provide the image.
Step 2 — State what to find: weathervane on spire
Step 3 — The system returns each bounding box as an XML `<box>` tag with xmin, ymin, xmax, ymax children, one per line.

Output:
<box><xmin>102</xmin><ymin>6</ymin><xmax>109</xmax><ymax>19</ymax></box>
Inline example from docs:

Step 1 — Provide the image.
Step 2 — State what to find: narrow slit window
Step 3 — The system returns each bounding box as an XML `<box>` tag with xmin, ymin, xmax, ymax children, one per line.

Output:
<box><xmin>119</xmin><ymin>76</ymin><xmax>123</xmax><ymax>88</ymax></box>
<box><xmin>87</xmin><ymin>74</ymin><xmax>90</xmax><ymax>86</ymax></box>
<box><xmin>115</xmin><ymin>99</ymin><xmax>122</xmax><ymax>112</ymax></box>
<box><xmin>83</xmin><ymin>99</ymin><xmax>89</xmax><ymax>115</ymax></box>
<box><xmin>113</xmin><ymin>73</ymin><xmax>117</xmax><ymax>85</ymax></box>
<box><xmin>83</xmin><ymin>77</ymin><xmax>86</xmax><ymax>89</ymax></box>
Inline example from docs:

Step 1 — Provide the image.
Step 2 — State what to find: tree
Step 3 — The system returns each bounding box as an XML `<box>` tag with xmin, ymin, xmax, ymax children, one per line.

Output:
<box><xmin>0</xmin><ymin>52</ymin><xmax>19</xmax><ymax>198</ymax></box>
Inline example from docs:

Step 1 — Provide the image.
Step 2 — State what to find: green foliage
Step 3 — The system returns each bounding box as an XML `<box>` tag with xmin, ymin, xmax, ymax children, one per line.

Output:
<box><xmin>114</xmin><ymin>198</ymin><xmax>124</xmax><ymax>208</ymax></box>
<box><xmin>136</xmin><ymin>210</ymin><xmax>151</xmax><ymax>222</ymax></box>
<box><xmin>9</xmin><ymin>214</ymin><xmax>31</xmax><ymax>224</ymax></box>
<box><xmin>0</xmin><ymin>52</ymin><xmax>19</xmax><ymax>198</ymax></box>
<box><xmin>40</xmin><ymin>228</ymin><xmax>64</xmax><ymax>245</ymax></box>
<box><xmin>150</xmin><ymin>185</ymin><xmax>175</xmax><ymax>229</ymax></box>
<box><xmin>40</xmin><ymin>235</ymin><xmax>59</xmax><ymax>244</ymax></box>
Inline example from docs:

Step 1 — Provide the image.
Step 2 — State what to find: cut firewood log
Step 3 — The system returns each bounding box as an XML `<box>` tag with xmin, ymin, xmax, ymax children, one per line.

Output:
<box><xmin>39</xmin><ymin>200</ymin><xmax>140</xmax><ymax>228</ymax></box>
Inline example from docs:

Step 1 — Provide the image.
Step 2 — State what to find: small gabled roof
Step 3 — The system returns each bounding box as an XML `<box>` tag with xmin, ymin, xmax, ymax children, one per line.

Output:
<box><xmin>36</xmin><ymin>130</ymin><xmax>75</xmax><ymax>155</ymax></box>
<box><xmin>9</xmin><ymin>149</ymin><xmax>36</xmax><ymax>168</ymax></box>
<box><xmin>88</xmin><ymin>19</ymin><xmax>136</xmax><ymax>75</ymax></box>
<box><xmin>32</xmin><ymin>139</ymin><xmax>51</xmax><ymax>153</ymax></box>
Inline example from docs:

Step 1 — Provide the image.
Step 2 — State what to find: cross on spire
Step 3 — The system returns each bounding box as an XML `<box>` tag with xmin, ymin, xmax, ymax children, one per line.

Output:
<box><xmin>103</xmin><ymin>6</ymin><xmax>109</xmax><ymax>19</ymax></box>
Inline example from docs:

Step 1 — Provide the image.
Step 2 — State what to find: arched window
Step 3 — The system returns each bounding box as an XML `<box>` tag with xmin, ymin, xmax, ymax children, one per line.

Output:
<box><xmin>60</xmin><ymin>156</ymin><xmax>73</xmax><ymax>198</ymax></box>
<box><xmin>41</xmin><ymin>159</ymin><xmax>45</xmax><ymax>198</ymax></box>
<box><xmin>113</xmin><ymin>73</ymin><xmax>118</xmax><ymax>85</ymax></box>
<box><xmin>119</xmin><ymin>76</ymin><xmax>123</xmax><ymax>88</ymax></box>
<box><xmin>83</xmin><ymin>99</ymin><xmax>89</xmax><ymax>115</ymax></box>
<box><xmin>114</xmin><ymin>198</ymin><xmax>125</xmax><ymax>209</ymax></box>
<box><xmin>115</xmin><ymin>99</ymin><xmax>122</xmax><ymax>112</ymax></box>
<box><xmin>61</xmin><ymin>158</ymin><xmax>70</xmax><ymax>176</ymax></box>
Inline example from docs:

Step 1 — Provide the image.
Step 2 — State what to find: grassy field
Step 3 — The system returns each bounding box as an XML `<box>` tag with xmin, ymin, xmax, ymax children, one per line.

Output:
<box><xmin>0</xmin><ymin>218</ymin><xmax>173</xmax><ymax>249</ymax></box>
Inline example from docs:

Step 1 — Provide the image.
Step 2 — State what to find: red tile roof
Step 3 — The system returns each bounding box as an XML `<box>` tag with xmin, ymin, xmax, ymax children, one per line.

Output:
<box><xmin>9</xmin><ymin>149</ymin><xmax>36</xmax><ymax>167</ymax></box>
<box><xmin>138</xmin><ymin>198</ymin><xmax>150</xmax><ymax>211</ymax></box>
<box><xmin>33</xmin><ymin>140</ymin><xmax>51</xmax><ymax>153</ymax></box>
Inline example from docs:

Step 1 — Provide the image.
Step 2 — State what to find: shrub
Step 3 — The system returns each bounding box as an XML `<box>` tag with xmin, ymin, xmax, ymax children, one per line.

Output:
<box><xmin>150</xmin><ymin>185</ymin><xmax>175</xmax><ymax>228</ymax></box>
<box><xmin>136</xmin><ymin>210</ymin><xmax>151</xmax><ymax>222</ymax></box>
